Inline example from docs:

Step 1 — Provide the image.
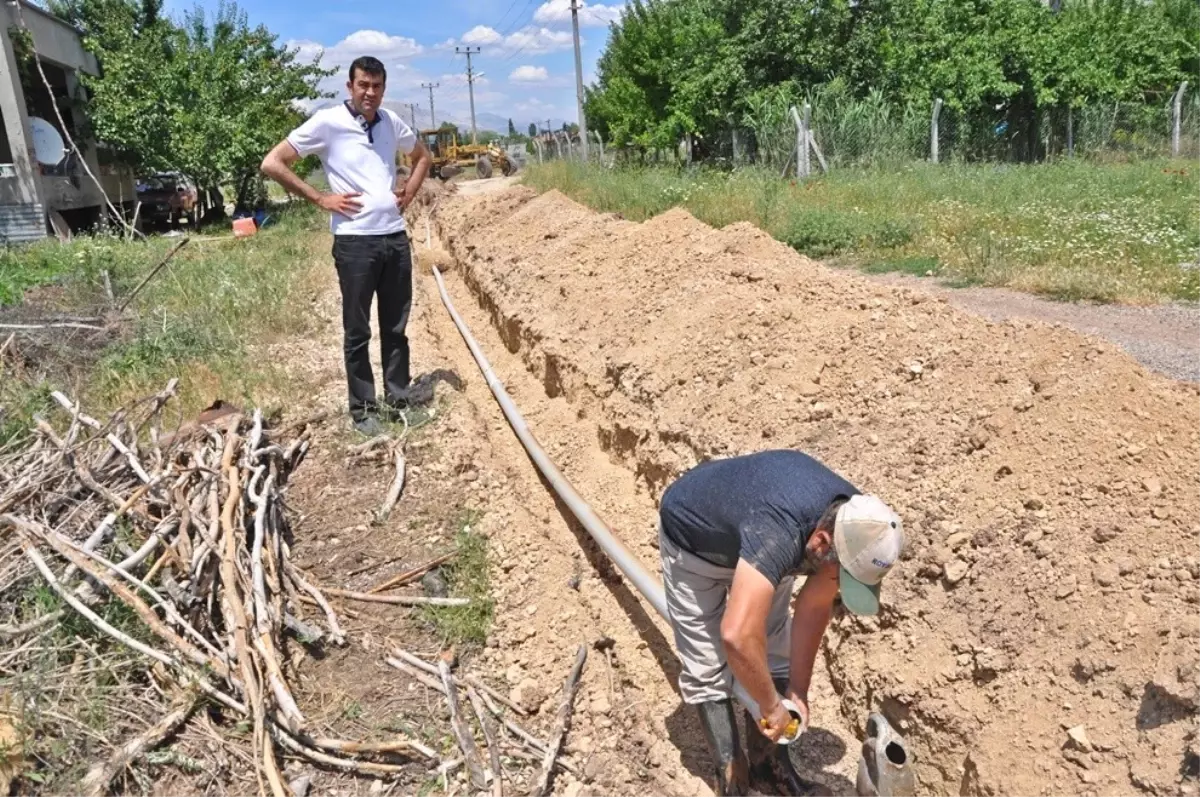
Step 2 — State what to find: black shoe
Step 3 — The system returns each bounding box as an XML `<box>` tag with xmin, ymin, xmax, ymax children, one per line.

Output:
<box><xmin>353</xmin><ymin>415</ymin><xmax>387</xmax><ymax>437</ymax></box>
<box><xmin>696</xmin><ymin>700</ymin><xmax>749</xmax><ymax>796</ymax></box>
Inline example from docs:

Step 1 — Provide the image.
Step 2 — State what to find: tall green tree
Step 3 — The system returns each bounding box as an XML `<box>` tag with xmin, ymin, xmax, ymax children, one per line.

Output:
<box><xmin>50</xmin><ymin>0</ymin><xmax>331</xmax><ymax>205</ymax></box>
<box><xmin>584</xmin><ymin>0</ymin><xmax>1198</xmax><ymax>159</ymax></box>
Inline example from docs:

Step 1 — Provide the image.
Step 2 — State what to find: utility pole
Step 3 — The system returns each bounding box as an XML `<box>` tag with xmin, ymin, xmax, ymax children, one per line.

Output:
<box><xmin>456</xmin><ymin>46</ymin><xmax>481</xmax><ymax>144</ymax></box>
<box><xmin>569</xmin><ymin>0</ymin><xmax>589</xmax><ymax>161</ymax></box>
<box><xmin>402</xmin><ymin>103</ymin><xmax>418</xmax><ymax>129</ymax></box>
<box><xmin>421</xmin><ymin>82</ymin><xmax>439</xmax><ymax>129</ymax></box>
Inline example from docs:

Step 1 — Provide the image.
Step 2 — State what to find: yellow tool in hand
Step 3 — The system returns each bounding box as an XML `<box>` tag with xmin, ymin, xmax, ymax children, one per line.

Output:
<box><xmin>759</xmin><ymin>698</ymin><xmax>805</xmax><ymax>744</ymax></box>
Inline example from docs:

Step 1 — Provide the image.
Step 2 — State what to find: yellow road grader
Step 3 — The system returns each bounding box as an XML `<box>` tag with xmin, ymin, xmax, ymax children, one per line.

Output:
<box><xmin>402</xmin><ymin>127</ymin><xmax>516</xmax><ymax>180</ymax></box>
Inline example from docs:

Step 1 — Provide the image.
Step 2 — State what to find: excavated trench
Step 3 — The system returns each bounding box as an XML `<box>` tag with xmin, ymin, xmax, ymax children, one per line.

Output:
<box><xmin>430</xmin><ymin>184</ymin><xmax>1200</xmax><ymax>797</ymax></box>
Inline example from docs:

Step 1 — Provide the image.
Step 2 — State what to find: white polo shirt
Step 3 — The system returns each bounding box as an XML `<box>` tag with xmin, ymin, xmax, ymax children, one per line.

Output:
<box><xmin>287</xmin><ymin>104</ymin><xmax>418</xmax><ymax>236</ymax></box>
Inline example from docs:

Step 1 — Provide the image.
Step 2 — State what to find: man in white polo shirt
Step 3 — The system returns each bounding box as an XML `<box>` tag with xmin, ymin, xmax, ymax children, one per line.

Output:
<box><xmin>261</xmin><ymin>55</ymin><xmax>433</xmax><ymax>435</ymax></box>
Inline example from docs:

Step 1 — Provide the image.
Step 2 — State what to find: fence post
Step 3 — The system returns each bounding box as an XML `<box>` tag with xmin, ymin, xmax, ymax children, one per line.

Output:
<box><xmin>789</xmin><ymin>104</ymin><xmax>810</xmax><ymax>178</ymax></box>
<box><xmin>534</xmin><ymin>138</ymin><xmax>543</xmax><ymax>164</ymax></box>
<box><xmin>591</xmin><ymin>130</ymin><xmax>604</xmax><ymax>164</ymax></box>
<box><xmin>1066</xmin><ymin>106</ymin><xmax>1074</xmax><ymax>158</ymax></box>
<box><xmin>931</xmin><ymin>98</ymin><xmax>943</xmax><ymax>163</ymax></box>
<box><xmin>1173</xmin><ymin>81</ymin><xmax>1188</xmax><ymax>157</ymax></box>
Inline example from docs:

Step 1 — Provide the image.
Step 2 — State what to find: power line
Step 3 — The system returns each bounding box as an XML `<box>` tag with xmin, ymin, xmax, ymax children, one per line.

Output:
<box><xmin>491</xmin><ymin>0</ymin><xmax>527</xmax><ymax>36</ymax></box>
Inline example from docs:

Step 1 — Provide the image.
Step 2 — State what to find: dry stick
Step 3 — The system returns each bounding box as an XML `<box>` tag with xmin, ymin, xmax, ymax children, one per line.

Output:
<box><xmin>377</xmin><ymin>446</ymin><xmax>406</xmax><ymax>521</ymax></box>
<box><xmin>477</xmin><ymin>694</ymin><xmax>582</xmax><ymax>781</ymax></box>
<box><xmin>118</xmin><ymin>238</ymin><xmax>190</xmax><ymax>313</ymax></box>
<box><xmin>272</xmin><ymin>727</ymin><xmax>411</xmax><ymax>776</ymax></box>
<box><xmin>440</xmin><ymin>659</ymin><xmax>487</xmax><ymax>791</ymax></box>
<box><xmin>387</xmin><ymin>656</ymin><xmax>581</xmax><ymax>778</ymax></box>
<box><xmin>19</xmin><ymin>535</ymin><xmax>177</xmax><ymax>669</ymax></box>
<box><xmin>0</xmin><ymin>322</ymin><xmax>107</xmax><ymax>331</ymax></box>
<box><xmin>216</xmin><ymin>429</ymin><xmax>271</xmax><ymax>797</ymax></box>
<box><xmin>322</xmin><ymin>587</ymin><xmax>468</xmax><ymax>607</ymax></box>
<box><xmin>467</xmin><ymin>686</ymin><xmax>504</xmax><ymax>797</ymax></box>
<box><xmin>390</xmin><ymin>649</ymin><xmax>529</xmax><ymax>718</ymax></box>
<box><xmin>248</xmin><ymin>467</ymin><xmax>304</xmax><ymax>732</ymax></box>
<box><xmin>33</xmin><ymin>519</ymin><xmax>227</xmax><ymax>670</ymax></box>
<box><xmin>79</xmin><ymin>693</ymin><xmax>201</xmax><ymax>797</ymax></box>
<box><xmin>530</xmin><ymin>645</ymin><xmax>588</xmax><ymax>797</ymax></box>
<box><xmin>367</xmin><ymin>551</ymin><xmax>457</xmax><ymax>594</ymax></box>
<box><xmin>0</xmin><ymin>610</ymin><xmax>63</xmax><ymax>639</ymax></box>
<box><xmin>306</xmin><ymin>736</ymin><xmax>437</xmax><ymax>759</ymax></box>
<box><xmin>286</xmin><ymin>563</ymin><xmax>346</xmax><ymax>645</ymax></box>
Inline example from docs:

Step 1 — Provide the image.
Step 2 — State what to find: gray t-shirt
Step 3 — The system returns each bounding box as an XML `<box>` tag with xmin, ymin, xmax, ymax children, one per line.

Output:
<box><xmin>659</xmin><ymin>450</ymin><xmax>858</xmax><ymax>586</ymax></box>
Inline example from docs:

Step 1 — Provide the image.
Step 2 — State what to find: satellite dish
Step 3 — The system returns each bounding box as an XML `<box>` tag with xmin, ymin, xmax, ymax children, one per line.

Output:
<box><xmin>28</xmin><ymin>117</ymin><xmax>65</xmax><ymax>166</ymax></box>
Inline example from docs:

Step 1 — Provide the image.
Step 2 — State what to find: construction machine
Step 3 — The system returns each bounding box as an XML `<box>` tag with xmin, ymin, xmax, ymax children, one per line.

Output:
<box><xmin>404</xmin><ymin>127</ymin><xmax>516</xmax><ymax>180</ymax></box>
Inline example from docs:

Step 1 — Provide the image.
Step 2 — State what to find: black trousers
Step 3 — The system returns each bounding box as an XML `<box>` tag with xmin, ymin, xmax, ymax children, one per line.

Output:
<box><xmin>332</xmin><ymin>231</ymin><xmax>413</xmax><ymax>420</ymax></box>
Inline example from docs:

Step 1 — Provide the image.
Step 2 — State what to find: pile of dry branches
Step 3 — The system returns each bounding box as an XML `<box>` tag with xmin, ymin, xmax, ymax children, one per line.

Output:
<box><xmin>0</xmin><ymin>381</ymin><xmax>434</xmax><ymax>795</ymax></box>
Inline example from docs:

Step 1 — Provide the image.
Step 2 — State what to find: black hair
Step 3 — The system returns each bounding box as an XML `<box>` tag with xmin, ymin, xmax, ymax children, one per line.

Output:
<box><xmin>349</xmin><ymin>56</ymin><xmax>386</xmax><ymax>83</ymax></box>
<box><xmin>817</xmin><ymin>496</ymin><xmax>849</xmax><ymax>533</ymax></box>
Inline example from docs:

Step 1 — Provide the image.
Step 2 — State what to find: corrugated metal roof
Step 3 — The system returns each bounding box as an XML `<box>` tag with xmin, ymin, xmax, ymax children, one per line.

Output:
<box><xmin>0</xmin><ymin>203</ymin><xmax>46</xmax><ymax>244</ymax></box>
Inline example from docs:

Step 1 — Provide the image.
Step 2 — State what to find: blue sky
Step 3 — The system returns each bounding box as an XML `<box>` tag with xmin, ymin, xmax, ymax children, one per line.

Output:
<box><xmin>161</xmin><ymin>0</ymin><xmax>626</xmax><ymax>133</ymax></box>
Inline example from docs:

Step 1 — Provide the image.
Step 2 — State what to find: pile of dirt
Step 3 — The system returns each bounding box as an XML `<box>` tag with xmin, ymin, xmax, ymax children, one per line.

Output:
<box><xmin>435</xmin><ymin>187</ymin><xmax>1200</xmax><ymax>796</ymax></box>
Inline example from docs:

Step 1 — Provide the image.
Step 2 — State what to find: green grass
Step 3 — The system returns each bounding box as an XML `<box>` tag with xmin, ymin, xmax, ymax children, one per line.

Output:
<box><xmin>420</xmin><ymin>508</ymin><xmax>494</xmax><ymax>648</ymax></box>
<box><xmin>0</xmin><ymin>203</ymin><xmax>326</xmax><ymax>439</ymax></box>
<box><xmin>524</xmin><ymin>159</ymin><xmax>1200</xmax><ymax>304</ymax></box>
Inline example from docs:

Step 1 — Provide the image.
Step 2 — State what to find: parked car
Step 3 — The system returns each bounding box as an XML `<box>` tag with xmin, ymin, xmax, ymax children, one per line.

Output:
<box><xmin>135</xmin><ymin>172</ymin><xmax>199</xmax><ymax>227</ymax></box>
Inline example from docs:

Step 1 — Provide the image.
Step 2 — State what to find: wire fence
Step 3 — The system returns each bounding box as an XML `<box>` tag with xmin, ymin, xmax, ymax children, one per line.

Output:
<box><xmin>592</xmin><ymin>84</ymin><xmax>1199</xmax><ymax>173</ymax></box>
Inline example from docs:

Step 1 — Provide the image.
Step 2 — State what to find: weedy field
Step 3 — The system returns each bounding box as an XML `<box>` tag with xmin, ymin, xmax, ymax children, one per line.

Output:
<box><xmin>0</xmin><ymin>205</ymin><xmax>326</xmax><ymax>448</ymax></box>
<box><xmin>525</xmin><ymin>159</ymin><xmax>1199</xmax><ymax>304</ymax></box>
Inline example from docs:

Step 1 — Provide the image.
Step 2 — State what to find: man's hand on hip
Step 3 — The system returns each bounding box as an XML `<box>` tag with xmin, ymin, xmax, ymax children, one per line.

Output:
<box><xmin>319</xmin><ymin>192</ymin><xmax>363</xmax><ymax>217</ymax></box>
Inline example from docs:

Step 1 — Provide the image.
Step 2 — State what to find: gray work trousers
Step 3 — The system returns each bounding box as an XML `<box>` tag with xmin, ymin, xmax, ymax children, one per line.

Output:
<box><xmin>659</xmin><ymin>523</ymin><xmax>794</xmax><ymax>704</ymax></box>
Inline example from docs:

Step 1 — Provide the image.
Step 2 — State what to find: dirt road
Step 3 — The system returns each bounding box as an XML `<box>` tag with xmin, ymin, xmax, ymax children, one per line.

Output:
<box><xmin>861</xmin><ymin>272</ymin><xmax>1200</xmax><ymax>383</ymax></box>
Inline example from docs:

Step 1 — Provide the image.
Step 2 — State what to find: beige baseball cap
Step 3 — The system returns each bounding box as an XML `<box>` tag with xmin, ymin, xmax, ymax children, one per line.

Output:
<box><xmin>833</xmin><ymin>494</ymin><xmax>904</xmax><ymax>616</ymax></box>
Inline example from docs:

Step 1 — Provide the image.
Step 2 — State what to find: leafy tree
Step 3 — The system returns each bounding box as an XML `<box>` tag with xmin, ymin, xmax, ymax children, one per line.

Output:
<box><xmin>507</xmin><ymin>118</ymin><xmax>516</xmax><ymax>136</ymax></box>
<box><xmin>528</xmin><ymin>122</ymin><xmax>538</xmax><ymax>137</ymax></box>
<box><xmin>50</xmin><ymin>0</ymin><xmax>331</xmax><ymax>207</ymax></box>
<box><xmin>584</xmin><ymin>0</ymin><xmax>1199</xmax><ymax>160</ymax></box>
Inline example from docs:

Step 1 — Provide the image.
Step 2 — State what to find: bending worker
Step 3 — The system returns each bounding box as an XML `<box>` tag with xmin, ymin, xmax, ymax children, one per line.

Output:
<box><xmin>658</xmin><ymin>449</ymin><xmax>904</xmax><ymax>795</ymax></box>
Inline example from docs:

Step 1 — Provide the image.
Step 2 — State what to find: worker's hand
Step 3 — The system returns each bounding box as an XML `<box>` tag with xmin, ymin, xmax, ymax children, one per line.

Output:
<box><xmin>394</xmin><ymin>189</ymin><xmax>412</xmax><ymax>212</ymax></box>
<box><xmin>757</xmin><ymin>699</ymin><xmax>796</xmax><ymax>742</ymax></box>
<box><xmin>318</xmin><ymin>192</ymin><xmax>362</xmax><ymax>217</ymax></box>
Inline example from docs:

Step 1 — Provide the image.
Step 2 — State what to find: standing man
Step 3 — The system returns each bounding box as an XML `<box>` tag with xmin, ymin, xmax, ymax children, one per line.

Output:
<box><xmin>261</xmin><ymin>55</ymin><xmax>433</xmax><ymax>436</ymax></box>
<box><xmin>657</xmin><ymin>449</ymin><xmax>904</xmax><ymax>795</ymax></box>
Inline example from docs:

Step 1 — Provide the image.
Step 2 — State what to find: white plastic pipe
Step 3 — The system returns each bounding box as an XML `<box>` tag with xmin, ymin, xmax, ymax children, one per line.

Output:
<box><xmin>431</xmin><ymin>266</ymin><xmax>668</xmax><ymax>619</ymax></box>
<box><xmin>431</xmin><ymin>265</ymin><xmax>785</xmax><ymax>738</ymax></box>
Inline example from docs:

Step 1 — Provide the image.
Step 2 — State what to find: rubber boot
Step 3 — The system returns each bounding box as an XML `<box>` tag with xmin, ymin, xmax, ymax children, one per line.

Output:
<box><xmin>696</xmin><ymin>699</ymin><xmax>750</xmax><ymax>796</ymax></box>
<box><xmin>744</xmin><ymin>678</ymin><xmax>816</xmax><ymax>796</ymax></box>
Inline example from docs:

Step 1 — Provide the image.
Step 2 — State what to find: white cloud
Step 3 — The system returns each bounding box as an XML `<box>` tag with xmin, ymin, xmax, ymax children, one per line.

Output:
<box><xmin>461</xmin><ymin>25</ymin><xmax>502</xmax><ymax>45</ymax></box>
<box><xmin>452</xmin><ymin>25</ymin><xmax>574</xmax><ymax>56</ymax></box>
<box><xmin>532</xmin><ymin>0</ymin><xmax>625</xmax><ymax>27</ymax></box>
<box><xmin>504</xmin><ymin>26</ymin><xmax>574</xmax><ymax>54</ymax></box>
<box><xmin>510</xmin><ymin>65</ymin><xmax>549</xmax><ymax>82</ymax></box>
<box><xmin>287</xmin><ymin>29</ymin><xmax>426</xmax><ymax>101</ymax></box>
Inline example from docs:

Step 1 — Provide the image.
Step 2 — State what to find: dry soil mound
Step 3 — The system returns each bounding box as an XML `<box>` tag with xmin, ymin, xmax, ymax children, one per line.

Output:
<box><xmin>435</xmin><ymin>187</ymin><xmax>1200</xmax><ymax>797</ymax></box>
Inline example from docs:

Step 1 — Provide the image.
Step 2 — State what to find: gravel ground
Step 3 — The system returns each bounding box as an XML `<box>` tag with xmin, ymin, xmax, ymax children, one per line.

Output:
<box><xmin>861</xmin><ymin>272</ymin><xmax>1200</xmax><ymax>383</ymax></box>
